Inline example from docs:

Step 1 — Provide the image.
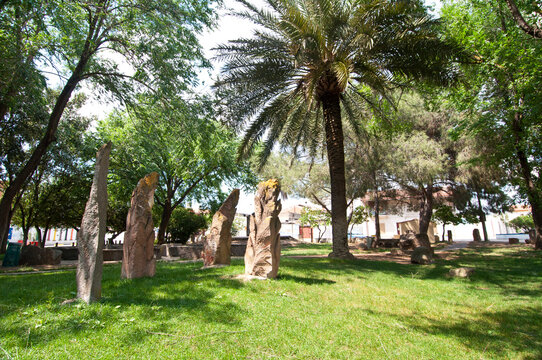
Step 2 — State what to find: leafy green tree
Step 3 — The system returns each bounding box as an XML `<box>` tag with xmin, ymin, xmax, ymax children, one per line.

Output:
<box><xmin>299</xmin><ymin>207</ymin><xmax>331</xmax><ymax>243</ymax></box>
<box><xmin>385</xmin><ymin>93</ymin><xmax>457</xmax><ymax>238</ymax></box>
<box><xmin>10</xmin><ymin>93</ymin><xmax>94</xmax><ymax>246</ymax></box>
<box><xmin>215</xmin><ymin>0</ymin><xmax>458</xmax><ymax>258</ymax></box>
<box><xmin>349</xmin><ymin>205</ymin><xmax>369</xmax><ymax>241</ymax></box>
<box><xmin>454</xmin><ymin>140</ymin><xmax>513</xmax><ymax>241</ymax></box>
<box><xmin>509</xmin><ymin>214</ymin><xmax>534</xmax><ymax>232</ymax></box>
<box><xmin>432</xmin><ymin>204</ymin><xmax>462</xmax><ymax>242</ymax></box>
<box><xmin>442</xmin><ymin>0</ymin><xmax>542</xmax><ymax>249</ymax></box>
<box><xmin>98</xmin><ymin>98</ymin><xmax>255</xmax><ymax>244</ymax></box>
<box><xmin>0</xmin><ymin>0</ymin><xmax>217</xmax><ymax>252</ymax></box>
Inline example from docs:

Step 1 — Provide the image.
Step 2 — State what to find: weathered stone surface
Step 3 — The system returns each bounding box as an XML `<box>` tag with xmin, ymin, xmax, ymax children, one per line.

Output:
<box><xmin>160</xmin><ymin>244</ymin><xmax>202</xmax><ymax>260</ymax></box>
<box><xmin>509</xmin><ymin>237</ymin><xmax>520</xmax><ymax>245</ymax></box>
<box><xmin>244</xmin><ymin>179</ymin><xmax>282</xmax><ymax>279</ymax></box>
<box><xmin>44</xmin><ymin>248</ymin><xmax>62</xmax><ymax>265</ymax></box>
<box><xmin>20</xmin><ymin>246</ymin><xmax>62</xmax><ymax>266</ymax></box>
<box><xmin>121</xmin><ymin>172</ymin><xmax>159</xmax><ymax>279</ymax></box>
<box><xmin>76</xmin><ymin>142</ymin><xmax>111</xmax><ymax>304</ymax></box>
<box><xmin>449</xmin><ymin>267</ymin><xmax>475</xmax><ymax>278</ymax></box>
<box><xmin>447</xmin><ymin>230</ymin><xmax>453</xmax><ymax>243</ymax></box>
<box><xmin>203</xmin><ymin>189</ymin><xmax>240</xmax><ymax>266</ymax></box>
<box><xmin>411</xmin><ymin>246</ymin><xmax>434</xmax><ymax>265</ymax></box>
<box><xmin>19</xmin><ymin>245</ymin><xmax>44</xmax><ymax>265</ymax></box>
<box><xmin>399</xmin><ymin>232</ymin><xmax>415</xmax><ymax>250</ymax></box>
<box><xmin>473</xmin><ymin>229</ymin><xmax>482</xmax><ymax>242</ymax></box>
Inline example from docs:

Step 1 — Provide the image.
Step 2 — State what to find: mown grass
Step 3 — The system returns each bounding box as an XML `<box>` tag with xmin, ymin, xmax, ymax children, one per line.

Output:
<box><xmin>0</xmin><ymin>245</ymin><xmax>541</xmax><ymax>359</ymax></box>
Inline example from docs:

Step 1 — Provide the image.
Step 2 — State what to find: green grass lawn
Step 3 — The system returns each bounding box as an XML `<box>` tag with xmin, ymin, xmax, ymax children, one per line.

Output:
<box><xmin>0</xmin><ymin>245</ymin><xmax>541</xmax><ymax>359</ymax></box>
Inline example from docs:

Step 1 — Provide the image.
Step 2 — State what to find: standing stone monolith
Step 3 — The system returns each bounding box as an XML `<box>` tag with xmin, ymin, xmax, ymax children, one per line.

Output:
<box><xmin>244</xmin><ymin>179</ymin><xmax>282</xmax><ymax>279</ymax></box>
<box><xmin>203</xmin><ymin>189</ymin><xmax>240</xmax><ymax>267</ymax></box>
<box><xmin>473</xmin><ymin>228</ymin><xmax>482</xmax><ymax>242</ymax></box>
<box><xmin>121</xmin><ymin>172</ymin><xmax>159</xmax><ymax>279</ymax></box>
<box><xmin>76</xmin><ymin>142</ymin><xmax>111</xmax><ymax>304</ymax></box>
<box><xmin>447</xmin><ymin>230</ymin><xmax>453</xmax><ymax>243</ymax></box>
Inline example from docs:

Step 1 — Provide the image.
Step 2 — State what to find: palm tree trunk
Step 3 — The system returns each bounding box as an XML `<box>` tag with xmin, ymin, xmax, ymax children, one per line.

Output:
<box><xmin>321</xmin><ymin>94</ymin><xmax>354</xmax><ymax>259</ymax></box>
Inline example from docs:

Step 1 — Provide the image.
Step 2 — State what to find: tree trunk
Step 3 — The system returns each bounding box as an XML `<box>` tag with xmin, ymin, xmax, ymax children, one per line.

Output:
<box><xmin>0</xmin><ymin>20</ymin><xmax>97</xmax><ymax>252</ymax></box>
<box><xmin>442</xmin><ymin>223</ymin><xmax>446</xmax><ymax>242</ymax></box>
<box><xmin>475</xmin><ymin>190</ymin><xmax>489</xmax><ymax>241</ymax></box>
<box><xmin>419</xmin><ymin>184</ymin><xmax>434</xmax><ymax>235</ymax></box>
<box><xmin>0</xmin><ymin>207</ymin><xmax>15</xmax><ymax>253</ymax></box>
<box><xmin>22</xmin><ymin>227</ymin><xmax>29</xmax><ymax>246</ymax></box>
<box><xmin>0</xmin><ymin>69</ymin><xmax>87</xmax><ymax>252</ymax></box>
<box><xmin>157</xmin><ymin>199</ymin><xmax>173</xmax><ymax>244</ymax></box>
<box><xmin>42</xmin><ymin>224</ymin><xmax>51</xmax><ymax>248</ymax></box>
<box><xmin>374</xmin><ymin>192</ymin><xmax>381</xmax><ymax>247</ymax></box>
<box><xmin>321</xmin><ymin>93</ymin><xmax>353</xmax><ymax>259</ymax></box>
<box><xmin>35</xmin><ymin>226</ymin><xmax>41</xmax><ymax>244</ymax></box>
<box><xmin>504</xmin><ymin>0</ymin><xmax>542</xmax><ymax>39</ymax></box>
<box><xmin>512</xmin><ymin>111</ymin><xmax>542</xmax><ymax>249</ymax></box>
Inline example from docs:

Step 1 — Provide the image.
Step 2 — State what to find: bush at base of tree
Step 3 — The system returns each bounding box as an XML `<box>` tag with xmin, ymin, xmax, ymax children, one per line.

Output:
<box><xmin>167</xmin><ymin>208</ymin><xmax>207</xmax><ymax>244</ymax></box>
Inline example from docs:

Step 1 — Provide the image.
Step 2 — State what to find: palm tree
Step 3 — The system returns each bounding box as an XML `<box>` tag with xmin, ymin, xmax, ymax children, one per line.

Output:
<box><xmin>215</xmin><ymin>0</ymin><xmax>458</xmax><ymax>258</ymax></box>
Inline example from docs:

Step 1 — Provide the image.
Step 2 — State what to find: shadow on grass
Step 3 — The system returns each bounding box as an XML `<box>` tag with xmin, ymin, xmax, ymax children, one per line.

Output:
<box><xmin>365</xmin><ymin>306</ymin><xmax>542</xmax><ymax>359</ymax></box>
<box><xmin>276</xmin><ymin>273</ymin><xmax>336</xmax><ymax>285</ymax></box>
<box><xmin>280</xmin><ymin>248</ymin><xmax>542</xmax><ymax>296</ymax></box>
<box><xmin>0</xmin><ymin>261</ymin><xmax>247</xmax><ymax>349</ymax></box>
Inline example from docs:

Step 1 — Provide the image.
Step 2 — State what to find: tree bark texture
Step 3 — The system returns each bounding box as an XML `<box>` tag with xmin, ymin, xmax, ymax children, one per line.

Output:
<box><xmin>475</xmin><ymin>190</ymin><xmax>489</xmax><ymax>241</ymax></box>
<box><xmin>157</xmin><ymin>200</ymin><xmax>173</xmax><ymax>244</ymax></box>
<box><xmin>418</xmin><ymin>184</ymin><xmax>434</xmax><ymax>235</ymax></box>
<box><xmin>512</xmin><ymin>112</ymin><xmax>542</xmax><ymax>249</ymax></box>
<box><xmin>321</xmin><ymin>94</ymin><xmax>354</xmax><ymax>259</ymax></box>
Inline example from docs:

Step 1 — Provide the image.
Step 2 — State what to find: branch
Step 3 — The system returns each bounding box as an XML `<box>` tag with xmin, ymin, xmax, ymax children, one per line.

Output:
<box><xmin>311</xmin><ymin>193</ymin><xmax>331</xmax><ymax>215</ymax></box>
<box><xmin>173</xmin><ymin>167</ymin><xmax>217</xmax><ymax>209</ymax></box>
<box><xmin>80</xmin><ymin>71</ymin><xmax>156</xmax><ymax>94</ymax></box>
<box><xmin>504</xmin><ymin>0</ymin><xmax>542</xmax><ymax>38</ymax></box>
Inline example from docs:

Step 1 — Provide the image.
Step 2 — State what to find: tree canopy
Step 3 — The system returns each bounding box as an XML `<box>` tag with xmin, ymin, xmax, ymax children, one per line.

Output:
<box><xmin>215</xmin><ymin>0</ymin><xmax>459</xmax><ymax>258</ymax></box>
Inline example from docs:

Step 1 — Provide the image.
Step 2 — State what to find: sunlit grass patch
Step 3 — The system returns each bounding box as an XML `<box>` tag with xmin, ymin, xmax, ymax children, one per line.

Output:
<box><xmin>0</xmin><ymin>246</ymin><xmax>540</xmax><ymax>359</ymax></box>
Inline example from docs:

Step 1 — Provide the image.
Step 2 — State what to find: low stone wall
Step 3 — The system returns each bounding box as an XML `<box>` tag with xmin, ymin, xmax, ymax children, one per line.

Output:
<box><xmin>56</xmin><ymin>239</ymin><xmax>272</xmax><ymax>262</ymax></box>
<box><xmin>103</xmin><ymin>249</ymin><xmax>123</xmax><ymax>261</ymax></box>
<box><xmin>57</xmin><ymin>247</ymin><xmax>79</xmax><ymax>261</ymax></box>
<box><xmin>159</xmin><ymin>244</ymin><xmax>203</xmax><ymax>259</ymax></box>
<box><xmin>231</xmin><ymin>242</ymin><xmax>247</xmax><ymax>257</ymax></box>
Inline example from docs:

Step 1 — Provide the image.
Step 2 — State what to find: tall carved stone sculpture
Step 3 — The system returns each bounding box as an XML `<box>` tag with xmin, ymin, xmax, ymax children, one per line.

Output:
<box><xmin>77</xmin><ymin>142</ymin><xmax>111</xmax><ymax>304</ymax></box>
<box><xmin>121</xmin><ymin>172</ymin><xmax>159</xmax><ymax>279</ymax></box>
<box><xmin>203</xmin><ymin>189</ymin><xmax>240</xmax><ymax>266</ymax></box>
<box><xmin>245</xmin><ymin>179</ymin><xmax>282</xmax><ymax>279</ymax></box>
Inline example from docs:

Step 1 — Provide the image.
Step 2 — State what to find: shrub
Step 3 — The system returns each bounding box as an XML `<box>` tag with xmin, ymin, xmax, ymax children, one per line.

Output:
<box><xmin>167</xmin><ymin>208</ymin><xmax>207</xmax><ymax>244</ymax></box>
